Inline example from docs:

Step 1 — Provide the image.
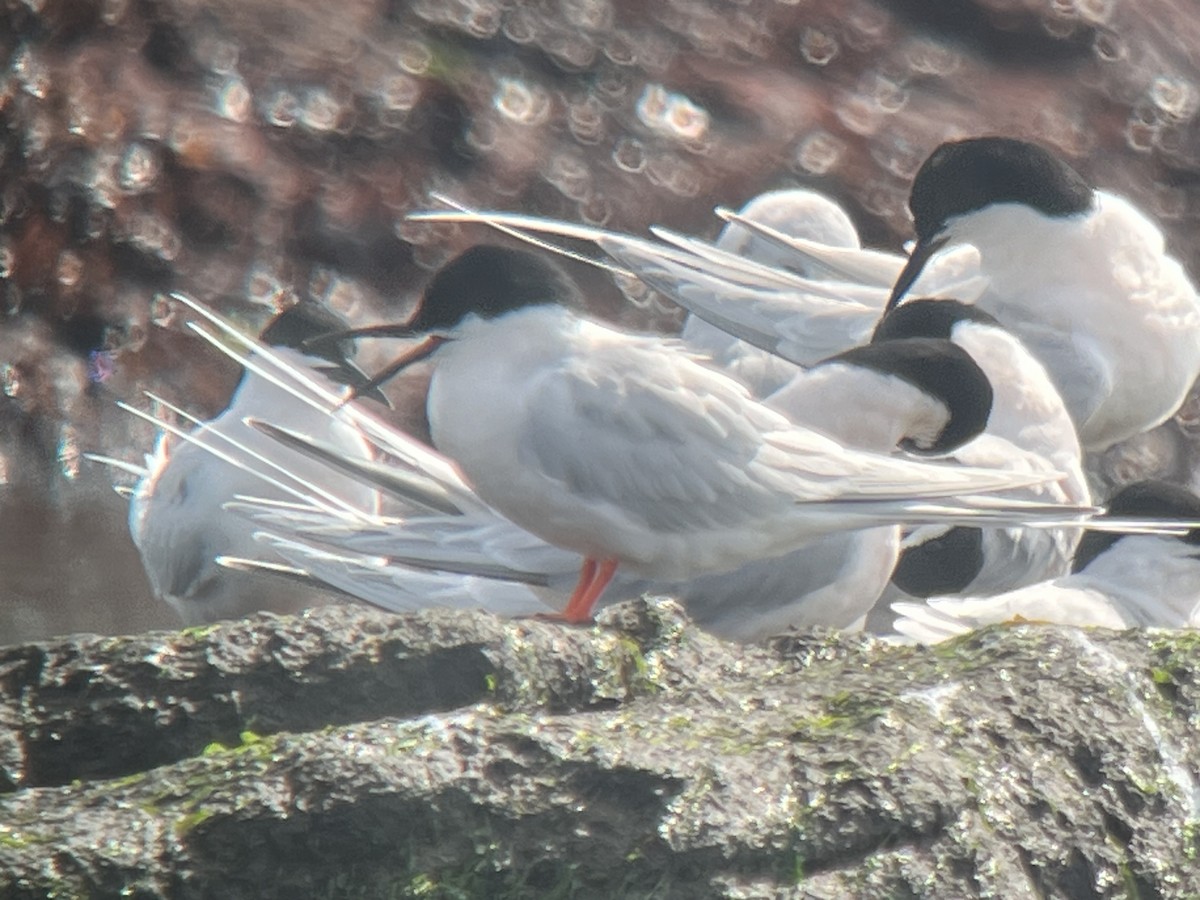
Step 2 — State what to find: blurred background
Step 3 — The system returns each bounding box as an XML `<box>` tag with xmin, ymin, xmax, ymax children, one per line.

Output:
<box><xmin>3</xmin><ymin>0</ymin><xmax>1200</xmax><ymax>642</ymax></box>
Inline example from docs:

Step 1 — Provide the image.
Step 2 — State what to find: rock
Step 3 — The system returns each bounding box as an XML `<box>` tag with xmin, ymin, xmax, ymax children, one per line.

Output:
<box><xmin>0</xmin><ymin>598</ymin><xmax>1198</xmax><ymax>897</ymax></box>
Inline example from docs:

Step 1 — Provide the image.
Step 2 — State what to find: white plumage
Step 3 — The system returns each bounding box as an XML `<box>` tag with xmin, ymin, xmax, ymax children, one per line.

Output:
<box><xmin>891</xmin><ymin>533</ymin><xmax>1200</xmax><ymax>642</ymax></box>
<box><xmin>125</xmin><ymin>344</ymin><xmax>380</xmax><ymax>624</ymax></box>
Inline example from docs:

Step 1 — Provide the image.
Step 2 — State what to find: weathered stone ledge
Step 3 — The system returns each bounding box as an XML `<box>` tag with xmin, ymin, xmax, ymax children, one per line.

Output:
<box><xmin>0</xmin><ymin>600</ymin><xmax>1197</xmax><ymax>898</ymax></box>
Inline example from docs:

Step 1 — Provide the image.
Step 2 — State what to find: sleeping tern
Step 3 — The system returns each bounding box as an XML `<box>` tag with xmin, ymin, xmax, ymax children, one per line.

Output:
<box><xmin>90</xmin><ymin>302</ymin><xmax>383</xmax><ymax>624</ymax></box>
<box><xmin>870</xmin><ymin>299</ymin><xmax>1089</xmax><ymax>601</ymax></box>
<box><xmin>891</xmin><ymin>480</ymin><xmax>1200</xmax><ymax>642</ymax></box>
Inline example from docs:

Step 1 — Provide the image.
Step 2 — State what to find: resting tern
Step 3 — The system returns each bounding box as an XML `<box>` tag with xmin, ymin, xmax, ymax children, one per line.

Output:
<box><xmin>891</xmin><ymin>480</ymin><xmax>1200</xmax><ymax>642</ymax></box>
<box><xmin>209</xmin><ymin>286</ymin><xmax>1011</xmax><ymax>639</ymax></box>
<box><xmin>319</xmin><ymin>244</ymin><xmax>1096</xmax><ymax>624</ymax></box>
<box><xmin>650</xmin><ymin>332</ymin><xmax>1004</xmax><ymax>636</ymax></box>
<box><xmin>870</xmin><ymin>299</ymin><xmax>1089</xmax><ymax>601</ymax></box>
<box><xmin>887</xmin><ymin>136</ymin><xmax>1200</xmax><ymax>450</ymax></box>
<box><xmin>92</xmin><ymin>302</ymin><xmax>382</xmax><ymax>624</ymax></box>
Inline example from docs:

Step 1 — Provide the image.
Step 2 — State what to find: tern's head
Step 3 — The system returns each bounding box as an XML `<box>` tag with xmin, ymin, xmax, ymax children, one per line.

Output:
<box><xmin>823</xmin><ymin>336</ymin><xmax>993</xmax><ymax>454</ymax></box>
<box><xmin>887</xmin><ymin>137</ymin><xmax>1094</xmax><ymax>309</ymax></box>
<box><xmin>319</xmin><ymin>244</ymin><xmax>583</xmax><ymax>399</ymax></box>
<box><xmin>1072</xmin><ymin>480</ymin><xmax>1200</xmax><ymax>573</ymax></box>
<box><xmin>261</xmin><ymin>302</ymin><xmax>354</xmax><ymax>358</ymax></box>
<box><xmin>870</xmin><ymin>298</ymin><xmax>1000</xmax><ymax>344</ymax></box>
<box><xmin>410</xmin><ymin>244</ymin><xmax>584</xmax><ymax>333</ymax></box>
<box><xmin>260</xmin><ymin>302</ymin><xmax>389</xmax><ymax>404</ymax></box>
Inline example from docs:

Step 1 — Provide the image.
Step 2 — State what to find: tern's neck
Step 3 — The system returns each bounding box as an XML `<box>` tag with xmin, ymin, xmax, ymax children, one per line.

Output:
<box><xmin>946</xmin><ymin>193</ymin><xmax>1142</xmax><ymax>292</ymax></box>
<box><xmin>765</xmin><ymin>363</ymin><xmax>948</xmax><ymax>453</ymax></box>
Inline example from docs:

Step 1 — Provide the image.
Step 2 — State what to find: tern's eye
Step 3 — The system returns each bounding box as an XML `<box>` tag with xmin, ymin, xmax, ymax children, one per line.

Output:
<box><xmin>899</xmin><ymin>436</ymin><xmax>935</xmax><ymax>455</ymax></box>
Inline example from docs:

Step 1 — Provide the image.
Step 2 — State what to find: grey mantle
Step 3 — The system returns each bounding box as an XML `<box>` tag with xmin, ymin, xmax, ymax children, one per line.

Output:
<box><xmin>0</xmin><ymin>599</ymin><xmax>1197</xmax><ymax>898</ymax></box>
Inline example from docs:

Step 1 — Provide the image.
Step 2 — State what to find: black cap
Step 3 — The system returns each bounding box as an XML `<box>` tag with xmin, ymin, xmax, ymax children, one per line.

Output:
<box><xmin>909</xmin><ymin>137</ymin><xmax>1094</xmax><ymax>242</ymax></box>
<box><xmin>262</xmin><ymin>302</ymin><xmax>355</xmax><ymax>360</ymax></box>
<box><xmin>824</xmin><ymin>337</ymin><xmax>993</xmax><ymax>454</ymax></box>
<box><xmin>890</xmin><ymin>527</ymin><xmax>985</xmax><ymax>597</ymax></box>
<box><xmin>872</xmin><ymin>298</ymin><xmax>1000</xmax><ymax>344</ymax></box>
<box><xmin>260</xmin><ymin>302</ymin><xmax>390</xmax><ymax>405</ymax></box>
<box><xmin>410</xmin><ymin>244</ymin><xmax>584</xmax><ymax>332</ymax></box>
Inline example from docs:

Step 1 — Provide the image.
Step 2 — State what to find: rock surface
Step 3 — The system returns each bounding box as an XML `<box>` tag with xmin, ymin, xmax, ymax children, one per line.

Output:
<box><xmin>0</xmin><ymin>599</ymin><xmax>1198</xmax><ymax>898</ymax></box>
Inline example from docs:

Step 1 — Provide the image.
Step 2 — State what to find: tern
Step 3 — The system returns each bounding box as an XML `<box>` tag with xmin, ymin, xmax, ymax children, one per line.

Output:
<box><xmin>869</xmin><ymin>299</ymin><xmax>1089</xmax><ymax>601</ymax></box>
<box><xmin>90</xmin><ymin>302</ymin><xmax>383</xmax><ymax>624</ymax></box>
<box><xmin>315</xmin><ymin>244</ymin><xmax>1093</xmax><ymax>624</ymax></box>
<box><xmin>885</xmin><ymin>137</ymin><xmax>1200</xmax><ymax>450</ymax></box>
<box><xmin>891</xmin><ymin>480</ymin><xmax>1200</xmax><ymax>642</ymax></box>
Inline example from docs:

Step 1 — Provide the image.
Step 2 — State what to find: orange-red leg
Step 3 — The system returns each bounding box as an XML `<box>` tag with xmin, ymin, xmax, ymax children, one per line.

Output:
<box><xmin>561</xmin><ymin>557</ymin><xmax>619</xmax><ymax>623</ymax></box>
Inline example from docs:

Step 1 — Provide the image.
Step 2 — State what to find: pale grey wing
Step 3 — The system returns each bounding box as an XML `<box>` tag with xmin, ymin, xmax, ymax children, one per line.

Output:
<box><xmin>965</xmin><ymin>526</ymin><xmax>1073</xmax><ymax>595</ymax></box>
<box><xmin>236</xmin><ymin>501</ymin><xmax>578</xmax><ymax>583</ymax></box>
<box><xmin>247</xmin><ymin>420</ymin><xmax>469</xmax><ymax>515</ymax></box>
<box><xmin>978</xmin><ymin>304</ymin><xmax>1114</xmax><ymax>438</ymax></box>
<box><xmin>640</xmin><ymin>227</ymin><xmax>838</xmax><ymax>289</ymax></box>
<box><xmin>700</xmin><ymin>211</ymin><xmax>988</xmax><ymax>301</ymax></box>
<box><xmin>337</xmin><ymin>516</ymin><xmax>575</xmax><ymax>577</ymax></box>
<box><xmin>253</xmin><ymin>533</ymin><xmax>559</xmax><ymax>617</ymax></box>
<box><xmin>521</xmin><ymin>348</ymin><xmax>792</xmax><ymax>535</ymax></box>
<box><xmin>522</xmin><ymin>345</ymin><xmax>1087</xmax><ymax>539</ymax></box>
<box><xmin>340</xmin><ymin>519</ymin><xmax>573</xmax><ymax>581</ymax></box>
<box><xmin>607</xmin><ymin>228</ymin><xmax>893</xmax><ymax>300</ymax></box>
<box><xmin>666</xmin><ymin>527</ymin><xmax>899</xmax><ymax>640</ymax></box>
<box><xmin>678</xmin><ymin>316</ymin><xmax>800</xmax><ymax>398</ymax></box>
<box><xmin>602</xmin><ymin>241</ymin><xmax>885</xmax><ymax>367</ymax></box>
<box><xmin>711</xmin><ymin>208</ymin><xmax>906</xmax><ymax>286</ymax></box>
<box><xmin>760</xmin><ymin>423</ymin><xmax>1066</xmax><ymax>504</ymax></box>
<box><xmin>601</xmin><ymin>223</ymin><xmax>891</xmax><ymax>300</ymax></box>
<box><xmin>936</xmin><ymin>435</ymin><xmax>1078</xmax><ymax>594</ymax></box>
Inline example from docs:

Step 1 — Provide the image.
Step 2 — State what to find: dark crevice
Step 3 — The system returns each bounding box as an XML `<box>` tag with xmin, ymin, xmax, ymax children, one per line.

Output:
<box><xmin>1070</xmin><ymin>742</ymin><xmax>1105</xmax><ymax>787</ymax></box>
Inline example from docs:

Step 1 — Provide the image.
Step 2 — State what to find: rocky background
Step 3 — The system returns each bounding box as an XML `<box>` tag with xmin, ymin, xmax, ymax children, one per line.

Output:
<box><xmin>2</xmin><ymin>1</ymin><xmax>1200</xmax><ymax>635</ymax></box>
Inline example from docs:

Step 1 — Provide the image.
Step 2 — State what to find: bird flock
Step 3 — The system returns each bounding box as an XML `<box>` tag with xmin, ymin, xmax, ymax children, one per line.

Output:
<box><xmin>95</xmin><ymin>136</ymin><xmax>1200</xmax><ymax>644</ymax></box>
